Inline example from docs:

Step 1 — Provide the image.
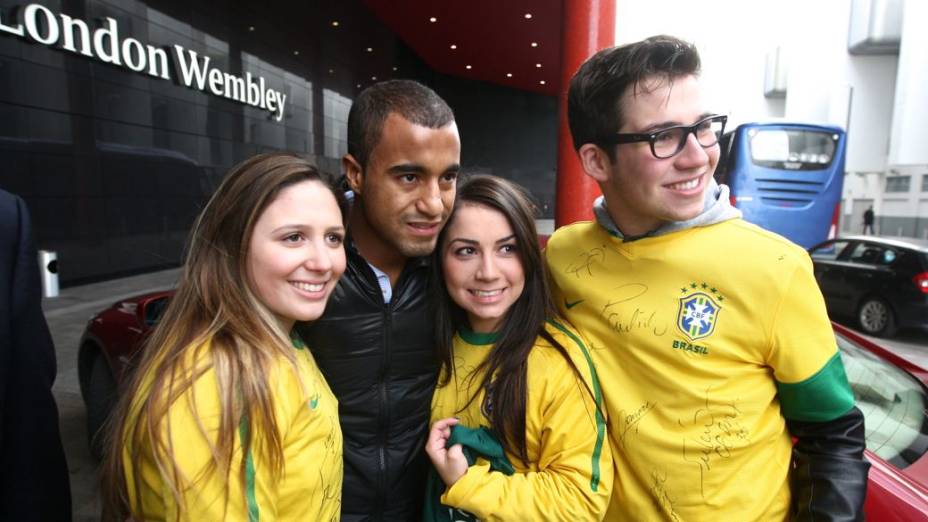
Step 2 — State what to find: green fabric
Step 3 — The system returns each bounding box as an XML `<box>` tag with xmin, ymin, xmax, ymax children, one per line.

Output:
<box><xmin>423</xmin><ymin>425</ymin><xmax>514</xmax><ymax>522</ymax></box>
<box><xmin>547</xmin><ymin>319</ymin><xmax>606</xmax><ymax>492</ymax></box>
<box><xmin>777</xmin><ymin>352</ymin><xmax>856</xmax><ymax>422</ymax></box>
<box><xmin>237</xmin><ymin>417</ymin><xmax>260</xmax><ymax>522</ymax></box>
<box><xmin>458</xmin><ymin>327</ymin><xmax>499</xmax><ymax>346</ymax></box>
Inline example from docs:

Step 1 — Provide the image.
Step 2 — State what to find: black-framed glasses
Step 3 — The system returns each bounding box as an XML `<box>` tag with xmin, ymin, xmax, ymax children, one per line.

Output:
<box><xmin>598</xmin><ymin>114</ymin><xmax>728</xmax><ymax>159</ymax></box>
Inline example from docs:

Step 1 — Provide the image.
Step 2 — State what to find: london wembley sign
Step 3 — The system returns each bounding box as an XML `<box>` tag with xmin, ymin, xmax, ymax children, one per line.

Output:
<box><xmin>0</xmin><ymin>3</ymin><xmax>288</xmax><ymax>121</ymax></box>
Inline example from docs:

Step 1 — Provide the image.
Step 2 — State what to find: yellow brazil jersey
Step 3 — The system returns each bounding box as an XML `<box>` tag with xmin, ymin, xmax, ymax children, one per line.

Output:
<box><xmin>430</xmin><ymin>320</ymin><xmax>613</xmax><ymax>521</ymax></box>
<box><xmin>545</xmin><ymin>219</ymin><xmax>854</xmax><ymax>522</ymax></box>
<box><xmin>122</xmin><ymin>335</ymin><xmax>342</xmax><ymax>521</ymax></box>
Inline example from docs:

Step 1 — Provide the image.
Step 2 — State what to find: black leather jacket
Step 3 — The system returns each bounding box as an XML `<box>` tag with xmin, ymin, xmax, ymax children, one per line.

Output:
<box><xmin>299</xmin><ymin>241</ymin><xmax>438</xmax><ymax>522</ymax></box>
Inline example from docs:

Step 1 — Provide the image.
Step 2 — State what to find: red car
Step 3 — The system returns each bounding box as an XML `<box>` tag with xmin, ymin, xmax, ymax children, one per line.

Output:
<box><xmin>78</xmin><ymin>293</ymin><xmax>928</xmax><ymax>518</ymax></box>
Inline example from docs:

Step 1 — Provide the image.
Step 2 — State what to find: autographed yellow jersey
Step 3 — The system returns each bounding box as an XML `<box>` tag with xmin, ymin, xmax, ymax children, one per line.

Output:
<box><xmin>122</xmin><ymin>336</ymin><xmax>342</xmax><ymax>521</ymax></box>
<box><xmin>545</xmin><ymin>219</ymin><xmax>854</xmax><ymax>521</ymax></box>
<box><xmin>430</xmin><ymin>320</ymin><xmax>613</xmax><ymax>521</ymax></box>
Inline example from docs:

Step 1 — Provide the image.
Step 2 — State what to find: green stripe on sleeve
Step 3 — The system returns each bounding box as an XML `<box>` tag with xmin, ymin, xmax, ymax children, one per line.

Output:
<box><xmin>238</xmin><ymin>417</ymin><xmax>260</xmax><ymax>522</ymax></box>
<box><xmin>548</xmin><ymin>319</ymin><xmax>606</xmax><ymax>492</ymax></box>
<box><xmin>776</xmin><ymin>352</ymin><xmax>855</xmax><ymax>422</ymax></box>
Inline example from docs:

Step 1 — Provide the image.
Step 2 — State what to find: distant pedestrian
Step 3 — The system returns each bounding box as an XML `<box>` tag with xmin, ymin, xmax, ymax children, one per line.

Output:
<box><xmin>0</xmin><ymin>188</ymin><xmax>72</xmax><ymax>521</ymax></box>
<box><xmin>863</xmin><ymin>206</ymin><xmax>875</xmax><ymax>235</ymax></box>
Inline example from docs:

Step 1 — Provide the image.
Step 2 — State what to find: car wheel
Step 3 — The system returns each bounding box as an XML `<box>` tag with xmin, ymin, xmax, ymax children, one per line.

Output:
<box><xmin>86</xmin><ymin>352</ymin><xmax>117</xmax><ymax>460</ymax></box>
<box><xmin>857</xmin><ymin>297</ymin><xmax>897</xmax><ymax>337</ymax></box>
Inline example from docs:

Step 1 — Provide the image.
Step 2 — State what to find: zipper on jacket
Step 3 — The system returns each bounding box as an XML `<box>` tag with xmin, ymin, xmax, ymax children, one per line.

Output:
<box><xmin>376</xmin><ymin>299</ymin><xmax>393</xmax><ymax>520</ymax></box>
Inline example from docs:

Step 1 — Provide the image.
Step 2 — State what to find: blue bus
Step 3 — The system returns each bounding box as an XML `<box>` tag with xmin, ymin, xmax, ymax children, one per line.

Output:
<box><xmin>715</xmin><ymin>122</ymin><xmax>846</xmax><ymax>249</ymax></box>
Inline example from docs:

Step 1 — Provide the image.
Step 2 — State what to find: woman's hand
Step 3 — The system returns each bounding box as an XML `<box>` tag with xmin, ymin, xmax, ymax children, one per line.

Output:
<box><xmin>425</xmin><ymin>418</ymin><xmax>469</xmax><ymax>487</ymax></box>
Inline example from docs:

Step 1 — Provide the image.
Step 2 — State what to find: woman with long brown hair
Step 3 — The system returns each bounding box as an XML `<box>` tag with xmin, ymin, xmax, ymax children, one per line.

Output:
<box><xmin>102</xmin><ymin>152</ymin><xmax>346</xmax><ymax>520</ymax></box>
<box><xmin>424</xmin><ymin>175</ymin><xmax>613</xmax><ymax>520</ymax></box>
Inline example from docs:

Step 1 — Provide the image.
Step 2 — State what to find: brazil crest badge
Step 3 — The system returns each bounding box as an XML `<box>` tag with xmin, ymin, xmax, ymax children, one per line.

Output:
<box><xmin>677</xmin><ymin>291</ymin><xmax>721</xmax><ymax>341</ymax></box>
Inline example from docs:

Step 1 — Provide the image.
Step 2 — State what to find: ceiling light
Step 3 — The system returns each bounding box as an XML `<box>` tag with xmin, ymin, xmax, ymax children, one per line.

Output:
<box><xmin>429</xmin><ymin>17</ymin><xmax>437</xmax><ymax>22</ymax></box>
<box><xmin>331</xmin><ymin>21</ymin><xmax>339</xmax><ymax>27</ymax></box>
<box><xmin>539</xmin><ymin>80</ymin><xmax>546</xmax><ymax>85</ymax></box>
<box><xmin>366</xmin><ymin>47</ymin><xmax>373</xmax><ymax>52</ymax></box>
<box><xmin>506</xmin><ymin>73</ymin><xmax>513</xmax><ymax>78</ymax></box>
<box><xmin>536</xmin><ymin>63</ymin><xmax>542</xmax><ymax>68</ymax></box>
<box><xmin>248</xmin><ymin>26</ymin><xmax>255</xmax><ymax>32</ymax></box>
<box><xmin>356</xmin><ymin>83</ymin><xmax>361</xmax><ymax>88</ymax></box>
<box><xmin>531</xmin><ymin>42</ymin><xmax>538</xmax><ymax>47</ymax></box>
<box><xmin>465</xmin><ymin>65</ymin><xmax>472</xmax><ymax>70</ymax></box>
<box><xmin>392</xmin><ymin>66</ymin><xmax>397</xmax><ymax>71</ymax></box>
<box><xmin>450</xmin><ymin>44</ymin><xmax>457</xmax><ymax>50</ymax></box>
<box><xmin>293</xmin><ymin>50</ymin><xmax>299</xmax><ymax>56</ymax></box>
<box><xmin>328</xmin><ymin>68</ymin><xmax>334</xmax><ymax>74</ymax></box>
<box><xmin>524</xmin><ymin>13</ymin><xmax>533</xmax><ymax>19</ymax></box>
<box><xmin>371</xmin><ymin>76</ymin><xmax>377</xmax><ymax>80</ymax></box>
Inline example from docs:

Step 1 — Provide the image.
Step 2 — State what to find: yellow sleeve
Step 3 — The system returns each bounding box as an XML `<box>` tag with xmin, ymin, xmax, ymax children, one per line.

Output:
<box><xmin>440</xmin><ymin>330</ymin><xmax>613</xmax><ymax>521</ymax></box>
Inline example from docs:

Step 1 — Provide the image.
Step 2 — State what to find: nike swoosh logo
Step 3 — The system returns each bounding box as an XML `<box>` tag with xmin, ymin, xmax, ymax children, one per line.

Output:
<box><xmin>565</xmin><ymin>299</ymin><xmax>584</xmax><ymax>309</ymax></box>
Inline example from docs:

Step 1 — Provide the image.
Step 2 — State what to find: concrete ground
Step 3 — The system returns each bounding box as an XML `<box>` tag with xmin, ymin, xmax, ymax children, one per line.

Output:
<box><xmin>44</xmin><ymin>268</ymin><xmax>180</xmax><ymax>522</ymax></box>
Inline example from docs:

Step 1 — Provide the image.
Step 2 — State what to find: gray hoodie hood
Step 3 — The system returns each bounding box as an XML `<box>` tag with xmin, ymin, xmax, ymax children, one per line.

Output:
<box><xmin>593</xmin><ymin>178</ymin><xmax>742</xmax><ymax>241</ymax></box>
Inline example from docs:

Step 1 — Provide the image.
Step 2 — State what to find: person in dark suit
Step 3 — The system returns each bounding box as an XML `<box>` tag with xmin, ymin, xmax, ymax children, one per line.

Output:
<box><xmin>863</xmin><ymin>206</ymin><xmax>875</xmax><ymax>235</ymax></box>
<box><xmin>0</xmin><ymin>188</ymin><xmax>72</xmax><ymax>521</ymax></box>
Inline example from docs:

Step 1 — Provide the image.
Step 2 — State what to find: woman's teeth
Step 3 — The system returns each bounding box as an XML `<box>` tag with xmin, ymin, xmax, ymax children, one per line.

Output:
<box><xmin>291</xmin><ymin>282</ymin><xmax>324</xmax><ymax>292</ymax></box>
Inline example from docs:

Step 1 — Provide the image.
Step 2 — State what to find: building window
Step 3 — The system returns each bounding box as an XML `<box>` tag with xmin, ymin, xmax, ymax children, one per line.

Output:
<box><xmin>885</xmin><ymin>176</ymin><xmax>910</xmax><ymax>193</ymax></box>
<box><xmin>922</xmin><ymin>174</ymin><xmax>928</xmax><ymax>192</ymax></box>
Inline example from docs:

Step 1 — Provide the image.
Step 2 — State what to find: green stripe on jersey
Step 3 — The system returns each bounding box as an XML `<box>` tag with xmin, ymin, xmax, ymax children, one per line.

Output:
<box><xmin>776</xmin><ymin>352</ymin><xmax>855</xmax><ymax>422</ymax></box>
<box><xmin>238</xmin><ymin>417</ymin><xmax>260</xmax><ymax>522</ymax></box>
<box><xmin>547</xmin><ymin>319</ymin><xmax>606</xmax><ymax>492</ymax></box>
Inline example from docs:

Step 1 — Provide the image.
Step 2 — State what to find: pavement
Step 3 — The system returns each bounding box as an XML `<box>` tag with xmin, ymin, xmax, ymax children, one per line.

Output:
<box><xmin>44</xmin><ymin>268</ymin><xmax>180</xmax><ymax>522</ymax></box>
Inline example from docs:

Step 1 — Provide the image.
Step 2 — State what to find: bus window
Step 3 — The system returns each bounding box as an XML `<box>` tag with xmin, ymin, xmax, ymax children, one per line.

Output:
<box><xmin>748</xmin><ymin>129</ymin><xmax>837</xmax><ymax>171</ymax></box>
<box><xmin>811</xmin><ymin>240</ymin><xmax>850</xmax><ymax>261</ymax></box>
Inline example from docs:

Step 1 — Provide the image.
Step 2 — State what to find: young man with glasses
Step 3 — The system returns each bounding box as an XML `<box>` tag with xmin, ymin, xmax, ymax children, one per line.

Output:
<box><xmin>545</xmin><ymin>35</ymin><xmax>869</xmax><ymax>521</ymax></box>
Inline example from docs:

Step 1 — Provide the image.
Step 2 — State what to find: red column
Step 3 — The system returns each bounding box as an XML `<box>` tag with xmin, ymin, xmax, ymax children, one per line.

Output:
<box><xmin>555</xmin><ymin>0</ymin><xmax>615</xmax><ymax>227</ymax></box>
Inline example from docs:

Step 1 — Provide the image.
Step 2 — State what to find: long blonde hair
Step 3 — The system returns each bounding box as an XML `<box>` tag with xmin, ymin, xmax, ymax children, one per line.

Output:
<box><xmin>101</xmin><ymin>152</ymin><xmax>345</xmax><ymax>520</ymax></box>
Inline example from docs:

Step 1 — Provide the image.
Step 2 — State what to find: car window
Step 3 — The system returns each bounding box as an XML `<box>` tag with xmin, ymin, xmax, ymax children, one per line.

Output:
<box><xmin>810</xmin><ymin>240</ymin><xmax>850</xmax><ymax>261</ymax></box>
<box><xmin>837</xmin><ymin>332</ymin><xmax>928</xmax><ymax>469</ymax></box>
<box><xmin>144</xmin><ymin>297</ymin><xmax>169</xmax><ymax>327</ymax></box>
<box><xmin>847</xmin><ymin>243</ymin><xmax>894</xmax><ymax>266</ymax></box>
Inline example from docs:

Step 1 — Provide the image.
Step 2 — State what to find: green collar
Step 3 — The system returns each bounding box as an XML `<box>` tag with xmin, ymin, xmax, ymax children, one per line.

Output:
<box><xmin>290</xmin><ymin>330</ymin><xmax>307</xmax><ymax>350</ymax></box>
<box><xmin>459</xmin><ymin>327</ymin><xmax>499</xmax><ymax>346</ymax></box>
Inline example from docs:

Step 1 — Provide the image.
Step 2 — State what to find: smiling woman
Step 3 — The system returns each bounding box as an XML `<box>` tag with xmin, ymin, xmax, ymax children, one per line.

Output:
<box><xmin>424</xmin><ymin>175</ymin><xmax>613</xmax><ymax>521</ymax></box>
<box><xmin>100</xmin><ymin>153</ymin><xmax>347</xmax><ymax>521</ymax></box>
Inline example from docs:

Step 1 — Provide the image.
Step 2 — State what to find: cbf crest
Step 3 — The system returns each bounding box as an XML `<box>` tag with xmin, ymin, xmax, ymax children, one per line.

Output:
<box><xmin>677</xmin><ymin>283</ymin><xmax>724</xmax><ymax>341</ymax></box>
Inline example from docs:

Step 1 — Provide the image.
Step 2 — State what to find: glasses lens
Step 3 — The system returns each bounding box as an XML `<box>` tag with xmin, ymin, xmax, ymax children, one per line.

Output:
<box><xmin>652</xmin><ymin>127</ymin><xmax>685</xmax><ymax>158</ymax></box>
<box><xmin>695</xmin><ymin>117</ymin><xmax>724</xmax><ymax>147</ymax></box>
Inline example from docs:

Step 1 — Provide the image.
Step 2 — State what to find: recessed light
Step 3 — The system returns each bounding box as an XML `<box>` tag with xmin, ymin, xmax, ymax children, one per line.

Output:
<box><xmin>293</xmin><ymin>50</ymin><xmax>300</xmax><ymax>56</ymax></box>
<box><xmin>429</xmin><ymin>16</ymin><xmax>437</xmax><ymax>22</ymax></box>
<box><xmin>371</xmin><ymin>76</ymin><xmax>377</xmax><ymax>81</ymax></box>
<box><xmin>392</xmin><ymin>66</ymin><xmax>398</xmax><ymax>71</ymax></box>
<box><xmin>366</xmin><ymin>47</ymin><xmax>373</xmax><ymax>52</ymax></box>
<box><xmin>536</xmin><ymin>63</ymin><xmax>542</xmax><ymax>68</ymax></box>
<box><xmin>539</xmin><ymin>80</ymin><xmax>546</xmax><ymax>85</ymax></box>
<box><xmin>356</xmin><ymin>83</ymin><xmax>361</xmax><ymax>88</ymax></box>
<box><xmin>328</xmin><ymin>68</ymin><xmax>334</xmax><ymax>74</ymax></box>
<box><xmin>465</xmin><ymin>65</ymin><xmax>472</xmax><ymax>70</ymax></box>
<box><xmin>248</xmin><ymin>26</ymin><xmax>255</xmax><ymax>32</ymax></box>
<box><xmin>506</xmin><ymin>73</ymin><xmax>513</xmax><ymax>78</ymax></box>
<box><xmin>450</xmin><ymin>44</ymin><xmax>457</xmax><ymax>50</ymax></box>
<box><xmin>331</xmin><ymin>21</ymin><xmax>339</xmax><ymax>27</ymax></box>
<box><xmin>525</xmin><ymin>13</ymin><xmax>533</xmax><ymax>19</ymax></box>
<box><xmin>531</xmin><ymin>42</ymin><xmax>538</xmax><ymax>47</ymax></box>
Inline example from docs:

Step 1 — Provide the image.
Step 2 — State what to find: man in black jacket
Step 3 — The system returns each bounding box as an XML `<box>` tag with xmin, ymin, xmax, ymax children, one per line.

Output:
<box><xmin>300</xmin><ymin>80</ymin><xmax>460</xmax><ymax>521</ymax></box>
<box><xmin>0</xmin><ymin>189</ymin><xmax>72</xmax><ymax>521</ymax></box>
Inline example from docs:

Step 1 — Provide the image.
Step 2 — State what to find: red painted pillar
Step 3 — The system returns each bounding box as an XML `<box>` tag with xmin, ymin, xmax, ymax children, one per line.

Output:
<box><xmin>555</xmin><ymin>0</ymin><xmax>615</xmax><ymax>227</ymax></box>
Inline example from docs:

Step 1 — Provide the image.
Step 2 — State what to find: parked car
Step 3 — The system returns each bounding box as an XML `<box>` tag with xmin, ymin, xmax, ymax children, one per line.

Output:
<box><xmin>77</xmin><ymin>290</ymin><xmax>170</xmax><ymax>458</ymax></box>
<box><xmin>77</xmin><ymin>291</ymin><xmax>928</xmax><ymax>518</ymax></box>
<box><xmin>809</xmin><ymin>235</ymin><xmax>928</xmax><ymax>337</ymax></box>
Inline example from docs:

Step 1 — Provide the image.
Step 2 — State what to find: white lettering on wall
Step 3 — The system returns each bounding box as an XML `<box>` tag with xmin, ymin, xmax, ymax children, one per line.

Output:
<box><xmin>0</xmin><ymin>3</ymin><xmax>288</xmax><ymax>121</ymax></box>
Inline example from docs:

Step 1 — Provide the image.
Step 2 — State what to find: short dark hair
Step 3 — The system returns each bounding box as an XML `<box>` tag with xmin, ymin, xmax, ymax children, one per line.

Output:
<box><xmin>567</xmin><ymin>35</ymin><xmax>701</xmax><ymax>155</ymax></box>
<box><xmin>347</xmin><ymin>79</ymin><xmax>455</xmax><ymax>168</ymax></box>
